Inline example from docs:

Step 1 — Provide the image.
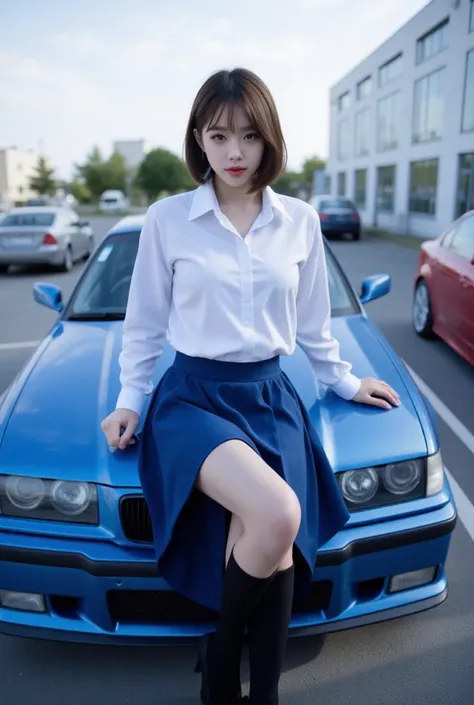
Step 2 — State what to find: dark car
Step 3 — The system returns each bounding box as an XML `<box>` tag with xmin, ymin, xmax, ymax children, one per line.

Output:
<box><xmin>413</xmin><ymin>210</ymin><xmax>474</xmax><ymax>365</ymax></box>
<box><xmin>310</xmin><ymin>195</ymin><xmax>361</xmax><ymax>241</ymax></box>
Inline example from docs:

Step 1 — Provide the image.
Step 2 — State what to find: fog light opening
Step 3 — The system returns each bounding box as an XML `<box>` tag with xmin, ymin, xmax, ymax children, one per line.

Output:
<box><xmin>354</xmin><ymin>577</ymin><xmax>385</xmax><ymax>602</ymax></box>
<box><xmin>0</xmin><ymin>590</ymin><xmax>46</xmax><ymax>613</ymax></box>
<box><xmin>389</xmin><ymin>566</ymin><xmax>437</xmax><ymax>594</ymax></box>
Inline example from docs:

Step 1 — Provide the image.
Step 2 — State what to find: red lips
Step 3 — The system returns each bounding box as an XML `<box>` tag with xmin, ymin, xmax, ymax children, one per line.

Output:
<box><xmin>226</xmin><ymin>167</ymin><xmax>247</xmax><ymax>174</ymax></box>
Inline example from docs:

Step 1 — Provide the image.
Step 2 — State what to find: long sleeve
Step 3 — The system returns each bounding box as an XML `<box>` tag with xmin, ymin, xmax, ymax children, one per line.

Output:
<box><xmin>296</xmin><ymin>212</ymin><xmax>361</xmax><ymax>401</ymax></box>
<box><xmin>116</xmin><ymin>204</ymin><xmax>172</xmax><ymax>417</ymax></box>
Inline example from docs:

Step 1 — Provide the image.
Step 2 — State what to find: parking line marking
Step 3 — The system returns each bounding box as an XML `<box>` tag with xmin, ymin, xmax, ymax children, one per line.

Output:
<box><xmin>445</xmin><ymin>468</ymin><xmax>474</xmax><ymax>543</ymax></box>
<box><xmin>0</xmin><ymin>341</ymin><xmax>40</xmax><ymax>352</ymax></box>
<box><xmin>405</xmin><ymin>363</ymin><xmax>474</xmax><ymax>456</ymax></box>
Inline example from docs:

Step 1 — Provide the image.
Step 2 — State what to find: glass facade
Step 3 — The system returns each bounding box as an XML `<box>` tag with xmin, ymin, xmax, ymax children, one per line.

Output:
<box><xmin>337</xmin><ymin>172</ymin><xmax>346</xmax><ymax>196</ymax></box>
<box><xmin>355</xmin><ymin>108</ymin><xmax>370</xmax><ymax>156</ymax></box>
<box><xmin>376</xmin><ymin>166</ymin><xmax>396</xmax><ymax>212</ymax></box>
<box><xmin>337</xmin><ymin>119</ymin><xmax>350</xmax><ymax>160</ymax></box>
<box><xmin>413</xmin><ymin>67</ymin><xmax>445</xmax><ymax>142</ymax></box>
<box><xmin>357</xmin><ymin>76</ymin><xmax>372</xmax><ymax>100</ymax></box>
<box><xmin>377</xmin><ymin>92</ymin><xmax>400</xmax><ymax>151</ymax></box>
<box><xmin>416</xmin><ymin>20</ymin><xmax>449</xmax><ymax>64</ymax></box>
<box><xmin>354</xmin><ymin>169</ymin><xmax>367</xmax><ymax>208</ymax></box>
<box><xmin>409</xmin><ymin>160</ymin><xmax>439</xmax><ymax>215</ymax></box>
<box><xmin>379</xmin><ymin>54</ymin><xmax>403</xmax><ymax>87</ymax></box>
<box><xmin>456</xmin><ymin>153</ymin><xmax>474</xmax><ymax>218</ymax></box>
<box><xmin>462</xmin><ymin>50</ymin><xmax>474</xmax><ymax>133</ymax></box>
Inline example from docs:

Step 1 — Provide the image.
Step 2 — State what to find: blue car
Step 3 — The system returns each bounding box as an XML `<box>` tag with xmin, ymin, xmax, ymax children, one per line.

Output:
<box><xmin>0</xmin><ymin>214</ymin><xmax>456</xmax><ymax>644</ymax></box>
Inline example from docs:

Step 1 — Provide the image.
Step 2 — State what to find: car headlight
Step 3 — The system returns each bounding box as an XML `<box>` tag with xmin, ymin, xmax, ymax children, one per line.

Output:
<box><xmin>382</xmin><ymin>460</ymin><xmax>421</xmax><ymax>495</ymax></box>
<box><xmin>0</xmin><ymin>475</ymin><xmax>98</xmax><ymax>524</ymax></box>
<box><xmin>340</xmin><ymin>468</ymin><xmax>379</xmax><ymax>504</ymax></box>
<box><xmin>337</xmin><ymin>454</ymin><xmax>442</xmax><ymax>511</ymax></box>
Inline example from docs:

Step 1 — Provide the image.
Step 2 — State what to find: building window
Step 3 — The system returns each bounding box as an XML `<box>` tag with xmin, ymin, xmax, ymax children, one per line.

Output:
<box><xmin>354</xmin><ymin>169</ymin><xmax>367</xmax><ymax>208</ymax></box>
<box><xmin>376</xmin><ymin>166</ymin><xmax>396</xmax><ymax>212</ymax></box>
<box><xmin>462</xmin><ymin>50</ymin><xmax>474</xmax><ymax>133</ymax></box>
<box><xmin>470</xmin><ymin>0</ymin><xmax>474</xmax><ymax>32</ymax></box>
<box><xmin>377</xmin><ymin>92</ymin><xmax>400</xmax><ymax>152</ymax></box>
<box><xmin>416</xmin><ymin>19</ymin><xmax>449</xmax><ymax>64</ymax></box>
<box><xmin>379</xmin><ymin>53</ymin><xmax>403</xmax><ymax>87</ymax></box>
<box><xmin>456</xmin><ymin>153</ymin><xmax>474</xmax><ymax>217</ymax></box>
<box><xmin>413</xmin><ymin>67</ymin><xmax>445</xmax><ymax>143</ymax></box>
<box><xmin>409</xmin><ymin>159</ymin><xmax>439</xmax><ymax>215</ymax></box>
<box><xmin>337</xmin><ymin>119</ymin><xmax>350</xmax><ymax>160</ymax></box>
<box><xmin>356</xmin><ymin>76</ymin><xmax>372</xmax><ymax>101</ymax></box>
<box><xmin>337</xmin><ymin>172</ymin><xmax>346</xmax><ymax>196</ymax></box>
<box><xmin>338</xmin><ymin>91</ymin><xmax>350</xmax><ymax>112</ymax></box>
<box><xmin>355</xmin><ymin>108</ymin><xmax>370</xmax><ymax>156</ymax></box>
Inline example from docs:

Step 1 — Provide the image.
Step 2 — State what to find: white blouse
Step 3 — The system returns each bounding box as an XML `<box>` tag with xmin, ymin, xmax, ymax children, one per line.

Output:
<box><xmin>116</xmin><ymin>180</ymin><xmax>361</xmax><ymax>416</ymax></box>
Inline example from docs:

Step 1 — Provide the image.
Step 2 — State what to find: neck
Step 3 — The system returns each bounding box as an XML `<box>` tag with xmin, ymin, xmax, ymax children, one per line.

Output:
<box><xmin>212</xmin><ymin>175</ymin><xmax>263</xmax><ymax>209</ymax></box>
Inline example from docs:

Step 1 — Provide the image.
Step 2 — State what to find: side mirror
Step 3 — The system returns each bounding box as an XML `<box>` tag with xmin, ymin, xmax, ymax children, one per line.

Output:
<box><xmin>360</xmin><ymin>274</ymin><xmax>391</xmax><ymax>304</ymax></box>
<box><xmin>33</xmin><ymin>283</ymin><xmax>64</xmax><ymax>312</ymax></box>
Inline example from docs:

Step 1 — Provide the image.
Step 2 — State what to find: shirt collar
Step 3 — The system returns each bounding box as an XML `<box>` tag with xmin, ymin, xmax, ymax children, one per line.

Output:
<box><xmin>188</xmin><ymin>179</ymin><xmax>293</xmax><ymax>224</ymax></box>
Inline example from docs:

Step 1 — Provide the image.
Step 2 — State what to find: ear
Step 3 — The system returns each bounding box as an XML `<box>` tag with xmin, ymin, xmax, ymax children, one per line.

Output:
<box><xmin>193</xmin><ymin>127</ymin><xmax>204</xmax><ymax>152</ymax></box>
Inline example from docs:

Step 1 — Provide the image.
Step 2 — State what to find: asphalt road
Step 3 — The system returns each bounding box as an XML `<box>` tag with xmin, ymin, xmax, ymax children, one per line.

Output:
<box><xmin>0</xmin><ymin>218</ymin><xmax>473</xmax><ymax>705</ymax></box>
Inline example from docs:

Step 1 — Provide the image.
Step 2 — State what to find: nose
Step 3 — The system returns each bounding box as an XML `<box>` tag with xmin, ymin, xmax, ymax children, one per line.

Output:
<box><xmin>227</xmin><ymin>136</ymin><xmax>243</xmax><ymax>161</ymax></box>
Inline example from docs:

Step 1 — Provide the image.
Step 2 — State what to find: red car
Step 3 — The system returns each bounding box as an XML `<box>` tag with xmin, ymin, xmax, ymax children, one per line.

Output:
<box><xmin>413</xmin><ymin>211</ymin><xmax>474</xmax><ymax>365</ymax></box>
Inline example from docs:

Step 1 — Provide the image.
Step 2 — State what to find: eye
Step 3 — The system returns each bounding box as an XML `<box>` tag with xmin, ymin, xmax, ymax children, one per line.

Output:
<box><xmin>244</xmin><ymin>133</ymin><xmax>260</xmax><ymax>141</ymax></box>
<box><xmin>211</xmin><ymin>134</ymin><xmax>226</xmax><ymax>141</ymax></box>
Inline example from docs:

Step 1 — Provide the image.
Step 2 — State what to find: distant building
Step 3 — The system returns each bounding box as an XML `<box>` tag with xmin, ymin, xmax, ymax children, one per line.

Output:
<box><xmin>112</xmin><ymin>139</ymin><xmax>149</xmax><ymax>172</ymax></box>
<box><xmin>327</xmin><ymin>0</ymin><xmax>474</xmax><ymax>238</ymax></box>
<box><xmin>0</xmin><ymin>147</ymin><xmax>40</xmax><ymax>206</ymax></box>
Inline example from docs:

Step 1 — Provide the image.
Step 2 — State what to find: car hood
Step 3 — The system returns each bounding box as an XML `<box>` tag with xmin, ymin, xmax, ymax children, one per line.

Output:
<box><xmin>0</xmin><ymin>317</ymin><xmax>431</xmax><ymax>487</ymax></box>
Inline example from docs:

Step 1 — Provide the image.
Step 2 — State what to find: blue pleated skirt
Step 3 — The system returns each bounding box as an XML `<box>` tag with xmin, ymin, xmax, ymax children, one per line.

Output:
<box><xmin>138</xmin><ymin>351</ymin><xmax>350</xmax><ymax>612</ymax></box>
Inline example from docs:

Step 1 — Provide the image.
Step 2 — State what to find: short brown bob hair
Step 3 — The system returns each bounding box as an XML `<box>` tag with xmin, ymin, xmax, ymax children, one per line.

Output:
<box><xmin>184</xmin><ymin>68</ymin><xmax>287</xmax><ymax>192</ymax></box>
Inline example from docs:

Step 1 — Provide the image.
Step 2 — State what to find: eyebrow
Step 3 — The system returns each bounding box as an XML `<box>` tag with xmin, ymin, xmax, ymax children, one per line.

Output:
<box><xmin>207</xmin><ymin>125</ymin><xmax>255</xmax><ymax>132</ymax></box>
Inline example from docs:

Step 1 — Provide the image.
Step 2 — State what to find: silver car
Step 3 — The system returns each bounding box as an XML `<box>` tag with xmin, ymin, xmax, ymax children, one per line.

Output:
<box><xmin>0</xmin><ymin>207</ymin><xmax>94</xmax><ymax>273</ymax></box>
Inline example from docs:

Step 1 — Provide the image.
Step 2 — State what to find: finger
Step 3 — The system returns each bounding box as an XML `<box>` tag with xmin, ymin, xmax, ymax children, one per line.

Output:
<box><xmin>119</xmin><ymin>428</ymin><xmax>134</xmax><ymax>450</ymax></box>
<box><xmin>107</xmin><ymin>422</ymin><xmax>123</xmax><ymax>448</ymax></box>
<box><xmin>367</xmin><ymin>395</ymin><xmax>392</xmax><ymax>410</ymax></box>
<box><xmin>380</xmin><ymin>381</ymin><xmax>400</xmax><ymax>399</ymax></box>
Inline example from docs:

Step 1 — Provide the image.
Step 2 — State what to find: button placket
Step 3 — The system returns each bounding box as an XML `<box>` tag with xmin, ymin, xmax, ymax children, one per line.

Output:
<box><xmin>237</xmin><ymin>236</ymin><xmax>255</xmax><ymax>354</ymax></box>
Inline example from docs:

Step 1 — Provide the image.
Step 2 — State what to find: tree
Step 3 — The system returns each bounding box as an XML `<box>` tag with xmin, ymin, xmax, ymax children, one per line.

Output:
<box><xmin>135</xmin><ymin>148</ymin><xmax>193</xmax><ymax>202</ymax></box>
<box><xmin>29</xmin><ymin>156</ymin><xmax>57</xmax><ymax>196</ymax></box>
<box><xmin>69</xmin><ymin>178</ymin><xmax>92</xmax><ymax>204</ymax></box>
<box><xmin>272</xmin><ymin>170</ymin><xmax>303</xmax><ymax>197</ymax></box>
<box><xmin>75</xmin><ymin>147</ymin><xmax>128</xmax><ymax>200</ymax></box>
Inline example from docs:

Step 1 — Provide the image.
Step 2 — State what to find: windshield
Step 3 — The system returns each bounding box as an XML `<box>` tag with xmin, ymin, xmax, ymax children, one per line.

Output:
<box><xmin>66</xmin><ymin>231</ymin><xmax>358</xmax><ymax>319</ymax></box>
<box><xmin>317</xmin><ymin>199</ymin><xmax>356</xmax><ymax>211</ymax></box>
<box><xmin>0</xmin><ymin>212</ymin><xmax>56</xmax><ymax>227</ymax></box>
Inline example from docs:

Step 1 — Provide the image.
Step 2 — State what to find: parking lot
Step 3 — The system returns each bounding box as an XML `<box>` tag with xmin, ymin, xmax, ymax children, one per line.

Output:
<box><xmin>1</xmin><ymin>216</ymin><xmax>473</xmax><ymax>704</ymax></box>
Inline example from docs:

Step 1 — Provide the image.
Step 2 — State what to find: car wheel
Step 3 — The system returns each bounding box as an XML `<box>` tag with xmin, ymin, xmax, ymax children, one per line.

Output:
<box><xmin>413</xmin><ymin>280</ymin><xmax>434</xmax><ymax>338</ymax></box>
<box><xmin>83</xmin><ymin>236</ymin><xmax>94</xmax><ymax>261</ymax></box>
<box><xmin>0</xmin><ymin>264</ymin><xmax>9</xmax><ymax>274</ymax></box>
<box><xmin>59</xmin><ymin>246</ymin><xmax>73</xmax><ymax>273</ymax></box>
<box><xmin>353</xmin><ymin>229</ymin><xmax>361</xmax><ymax>241</ymax></box>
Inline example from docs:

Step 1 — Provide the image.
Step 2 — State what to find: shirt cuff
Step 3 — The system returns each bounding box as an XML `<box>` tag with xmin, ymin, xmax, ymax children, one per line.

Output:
<box><xmin>330</xmin><ymin>372</ymin><xmax>362</xmax><ymax>401</ymax></box>
<box><xmin>116</xmin><ymin>388</ymin><xmax>148</xmax><ymax>417</ymax></box>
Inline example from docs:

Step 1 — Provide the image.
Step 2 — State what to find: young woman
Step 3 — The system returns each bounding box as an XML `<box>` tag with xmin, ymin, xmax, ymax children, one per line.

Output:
<box><xmin>101</xmin><ymin>68</ymin><xmax>400</xmax><ymax>705</ymax></box>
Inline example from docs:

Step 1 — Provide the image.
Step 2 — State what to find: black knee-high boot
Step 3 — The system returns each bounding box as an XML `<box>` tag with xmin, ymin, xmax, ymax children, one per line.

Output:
<box><xmin>195</xmin><ymin>550</ymin><xmax>275</xmax><ymax>705</ymax></box>
<box><xmin>247</xmin><ymin>563</ymin><xmax>295</xmax><ymax>705</ymax></box>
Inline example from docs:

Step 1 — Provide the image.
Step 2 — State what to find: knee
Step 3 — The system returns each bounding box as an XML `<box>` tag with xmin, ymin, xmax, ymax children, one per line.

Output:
<box><xmin>259</xmin><ymin>489</ymin><xmax>301</xmax><ymax>554</ymax></box>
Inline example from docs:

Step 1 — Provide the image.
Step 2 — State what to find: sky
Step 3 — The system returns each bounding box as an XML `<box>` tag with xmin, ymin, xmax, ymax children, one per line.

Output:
<box><xmin>0</xmin><ymin>0</ymin><xmax>429</xmax><ymax>180</ymax></box>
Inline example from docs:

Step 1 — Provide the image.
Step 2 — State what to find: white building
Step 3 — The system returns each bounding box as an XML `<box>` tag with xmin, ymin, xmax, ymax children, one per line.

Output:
<box><xmin>112</xmin><ymin>139</ymin><xmax>148</xmax><ymax>172</ymax></box>
<box><xmin>0</xmin><ymin>147</ymin><xmax>39</xmax><ymax>207</ymax></box>
<box><xmin>327</xmin><ymin>0</ymin><xmax>474</xmax><ymax>238</ymax></box>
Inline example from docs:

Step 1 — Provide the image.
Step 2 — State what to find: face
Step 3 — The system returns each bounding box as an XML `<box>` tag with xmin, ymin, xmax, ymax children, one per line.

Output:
<box><xmin>194</xmin><ymin>104</ymin><xmax>265</xmax><ymax>189</ymax></box>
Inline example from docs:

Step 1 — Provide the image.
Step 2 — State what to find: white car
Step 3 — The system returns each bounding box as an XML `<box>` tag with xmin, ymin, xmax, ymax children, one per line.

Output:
<box><xmin>0</xmin><ymin>207</ymin><xmax>94</xmax><ymax>273</ymax></box>
<box><xmin>99</xmin><ymin>190</ymin><xmax>129</xmax><ymax>212</ymax></box>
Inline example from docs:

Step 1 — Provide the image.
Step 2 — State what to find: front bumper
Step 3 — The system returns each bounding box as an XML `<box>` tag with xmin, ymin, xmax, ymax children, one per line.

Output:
<box><xmin>0</xmin><ymin>494</ymin><xmax>456</xmax><ymax>644</ymax></box>
<box><xmin>321</xmin><ymin>221</ymin><xmax>360</xmax><ymax>235</ymax></box>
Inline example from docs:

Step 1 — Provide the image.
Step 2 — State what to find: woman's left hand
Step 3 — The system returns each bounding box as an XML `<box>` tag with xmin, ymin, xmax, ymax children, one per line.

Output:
<box><xmin>352</xmin><ymin>377</ymin><xmax>400</xmax><ymax>410</ymax></box>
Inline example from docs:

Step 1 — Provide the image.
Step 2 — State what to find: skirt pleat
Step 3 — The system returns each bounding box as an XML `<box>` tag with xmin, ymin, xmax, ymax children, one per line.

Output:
<box><xmin>138</xmin><ymin>352</ymin><xmax>349</xmax><ymax>612</ymax></box>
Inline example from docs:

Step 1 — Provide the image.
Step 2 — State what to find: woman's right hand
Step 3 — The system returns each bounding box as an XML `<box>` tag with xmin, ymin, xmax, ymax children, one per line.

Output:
<box><xmin>101</xmin><ymin>408</ymin><xmax>139</xmax><ymax>452</ymax></box>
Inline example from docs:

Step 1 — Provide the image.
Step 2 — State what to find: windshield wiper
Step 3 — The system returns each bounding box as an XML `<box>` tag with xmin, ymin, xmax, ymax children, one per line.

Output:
<box><xmin>67</xmin><ymin>312</ymin><xmax>125</xmax><ymax>321</ymax></box>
